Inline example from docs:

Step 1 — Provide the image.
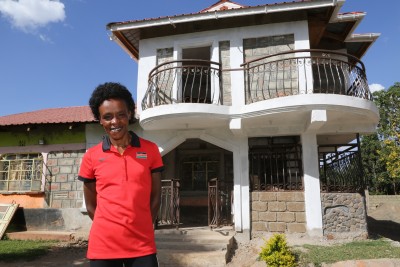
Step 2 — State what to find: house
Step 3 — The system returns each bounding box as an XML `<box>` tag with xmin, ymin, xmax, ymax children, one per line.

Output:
<box><xmin>106</xmin><ymin>0</ymin><xmax>379</xmax><ymax>239</ymax></box>
<box><xmin>0</xmin><ymin>106</ymin><xmax>97</xmax><ymax>231</ymax></box>
<box><xmin>0</xmin><ymin>0</ymin><xmax>379</xmax><ymax>240</ymax></box>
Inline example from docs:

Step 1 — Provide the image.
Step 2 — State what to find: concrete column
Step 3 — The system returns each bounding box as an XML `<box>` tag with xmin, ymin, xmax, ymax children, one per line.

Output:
<box><xmin>233</xmin><ymin>136</ymin><xmax>250</xmax><ymax>239</ymax></box>
<box><xmin>301</xmin><ymin>133</ymin><xmax>323</xmax><ymax>237</ymax></box>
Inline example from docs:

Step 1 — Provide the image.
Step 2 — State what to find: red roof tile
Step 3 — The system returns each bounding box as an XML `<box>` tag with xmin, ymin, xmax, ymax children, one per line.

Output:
<box><xmin>0</xmin><ymin>106</ymin><xmax>96</xmax><ymax>126</ymax></box>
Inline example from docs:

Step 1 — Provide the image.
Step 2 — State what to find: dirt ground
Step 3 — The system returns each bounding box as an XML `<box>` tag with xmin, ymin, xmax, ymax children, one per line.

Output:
<box><xmin>227</xmin><ymin>203</ymin><xmax>400</xmax><ymax>267</ymax></box>
<box><xmin>1</xmin><ymin>203</ymin><xmax>399</xmax><ymax>267</ymax></box>
<box><xmin>1</xmin><ymin>241</ymin><xmax>89</xmax><ymax>267</ymax></box>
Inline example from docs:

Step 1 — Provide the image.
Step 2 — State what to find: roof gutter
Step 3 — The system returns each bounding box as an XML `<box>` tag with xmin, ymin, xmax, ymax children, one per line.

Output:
<box><xmin>347</xmin><ymin>33</ymin><xmax>381</xmax><ymax>42</ymax></box>
<box><xmin>107</xmin><ymin>0</ymin><xmax>337</xmax><ymax>32</ymax></box>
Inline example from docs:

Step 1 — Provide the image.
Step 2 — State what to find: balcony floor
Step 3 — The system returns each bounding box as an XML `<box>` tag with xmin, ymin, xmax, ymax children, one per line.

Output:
<box><xmin>139</xmin><ymin>94</ymin><xmax>379</xmax><ymax>136</ymax></box>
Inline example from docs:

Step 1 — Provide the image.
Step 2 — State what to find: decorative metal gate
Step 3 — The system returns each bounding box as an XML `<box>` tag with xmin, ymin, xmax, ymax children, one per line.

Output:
<box><xmin>156</xmin><ymin>179</ymin><xmax>180</xmax><ymax>228</ymax></box>
<box><xmin>208</xmin><ymin>178</ymin><xmax>233</xmax><ymax>227</ymax></box>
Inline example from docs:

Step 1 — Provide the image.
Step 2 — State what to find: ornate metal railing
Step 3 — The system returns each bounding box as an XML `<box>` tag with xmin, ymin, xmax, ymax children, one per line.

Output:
<box><xmin>241</xmin><ymin>49</ymin><xmax>372</xmax><ymax>104</ymax></box>
<box><xmin>249</xmin><ymin>137</ymin><xmax>303</xmax><ymax>192</ymax></box>
<box><xmin>208</xmin><ymin>178</ymin><xmax>233</xmax><ymax>227</ymax></box>
<box><xmin>156</xmin><ymin>179</ymin><xmax>180</xmax><ymax>228</ymax></box>
<box><xmin>319</xmin><ymin>137</ymin><xmax>365</xmax><ymax>193</ymax></box>
<box><xmin>142</xmin><ymin>59</ymin><xmax>222</xmax><ymax>110</ymax></box>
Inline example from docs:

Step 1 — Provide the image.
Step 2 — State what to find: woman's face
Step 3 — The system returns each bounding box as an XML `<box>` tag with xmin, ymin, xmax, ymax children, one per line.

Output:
<box><xmin>98</xmin><ymin>98</ymin><xmax>131</xmax><ymax>141</ymax></box>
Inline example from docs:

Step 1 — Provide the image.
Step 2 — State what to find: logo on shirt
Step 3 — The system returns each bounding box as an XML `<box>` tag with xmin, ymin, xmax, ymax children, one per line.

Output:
<box><xmin>136</xmin><ymin>152</ymin><xmax>147</xmax><ymax>159</ymax></box>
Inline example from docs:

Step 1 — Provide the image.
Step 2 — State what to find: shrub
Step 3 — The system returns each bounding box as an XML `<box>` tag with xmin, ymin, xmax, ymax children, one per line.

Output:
<box><xmin>259</xmin><ymin>233</ymin><xmax>296</xmax><ymax>267</ymax></box>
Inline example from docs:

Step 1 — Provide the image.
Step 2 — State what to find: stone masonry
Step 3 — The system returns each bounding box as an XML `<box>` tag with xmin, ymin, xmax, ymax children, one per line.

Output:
<box><xmin>251</xmin><ymin>191</ymin><xmax>306</xmax><ymax>236</ymax></box>
<box><xmin>45</xmin><ymin>150</ymin><xmax>85</xmax><ymax>209</ymax></box>
<box><xmin>243</xmin><ymin>34</ymin><xmax>297</xmax><ymax>103</ymax></box>
<box><xmin>219</xmin><ymin>40</ymin><xmax>232</xmax><ymax>106</ymax></box>
<box><xmin>321</xmin><ymin>192</ymin><xmax>368</xmax><ymax>240</ymax></box>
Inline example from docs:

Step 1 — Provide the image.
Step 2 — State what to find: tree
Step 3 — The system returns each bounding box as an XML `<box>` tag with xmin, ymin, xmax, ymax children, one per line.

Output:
<box><xmin>363</xmin><ymin>82</ymin><xmax>400</xmax><ymax>194</ymax></box>
<box><xmin>361</xmin><ymin>133</ymin><xmax>387</xmax><ymax>193</ymax></box>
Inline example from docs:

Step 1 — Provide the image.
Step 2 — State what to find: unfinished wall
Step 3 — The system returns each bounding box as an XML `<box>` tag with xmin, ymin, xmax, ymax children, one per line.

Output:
<box><xmin>251</xmin><ymin>191</ymin><xmax>306</xmax><ymax>237</ymax></box>
<box><xmin>321</xmin><ymin>192</ymin><xmax>368</xmax><ymax>240</ymax></box>
<box><xmin>45</xmin><ymin>150</ymin><xmax>85</xmax><ymax>208</ymax></box>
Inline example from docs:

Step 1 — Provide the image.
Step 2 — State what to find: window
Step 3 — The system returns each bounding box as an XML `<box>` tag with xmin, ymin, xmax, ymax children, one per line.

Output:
<box><xmin>0</xmin><ymin>153</ymin><xmax>43</xmax><ymax>192</ymax></box>
<box><xmin>249</xmin><ymin>136</ymin><xmax>303</xmax><ymax>191</ymax></box>
<box><xmin>182</xmin><ymin>157</ymin><xmax>218</xmax><ymax>191</ymax></box>
<box><xmin>181</xmin><ymin>46</ymin><xmax>212</xmax><ymax>103</ymax></box>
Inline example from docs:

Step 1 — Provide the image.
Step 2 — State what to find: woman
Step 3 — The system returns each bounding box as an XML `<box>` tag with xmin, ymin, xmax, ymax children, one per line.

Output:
<box><xmin>78</xmin><ymin>82</ymin><xmax>163</xmax><ymax>267</ymax></box>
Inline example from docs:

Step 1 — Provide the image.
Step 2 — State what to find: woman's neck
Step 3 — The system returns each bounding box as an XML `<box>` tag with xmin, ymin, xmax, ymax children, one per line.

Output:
<box><xmin>110</xmin><ymin>134</ymin><xmax>131</xmax><ymax>153</ymax></box>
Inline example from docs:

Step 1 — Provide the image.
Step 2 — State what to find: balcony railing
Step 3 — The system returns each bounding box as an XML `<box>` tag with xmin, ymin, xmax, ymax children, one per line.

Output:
<box><xmin>242</xmin><ymin>49</ymin><xmax>372</xmax><ymax>104</ymax></box>
<box><xmin>142</xmin><ymin>59</ymin><xmax>222</xmax><ymax>110</ymax></box>
<box><xmin>319</xmin><ymin>139</ymin><xmax>365</xmax><ymax>193</ymax></box>
<box><xmin>142</xmin><ymin>50</ymin><xmax>372</xmax><ymax>110</ymax></box>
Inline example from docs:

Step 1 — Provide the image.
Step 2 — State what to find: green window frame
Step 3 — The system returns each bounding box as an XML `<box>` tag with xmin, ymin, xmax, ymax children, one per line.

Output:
<box><xmin>0</xmin><ymin>153</ymin><xmax>43</xmax><ymax>192</ymax></box>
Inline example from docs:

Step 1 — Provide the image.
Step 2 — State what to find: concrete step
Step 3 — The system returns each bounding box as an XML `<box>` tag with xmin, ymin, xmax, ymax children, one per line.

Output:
<box><xmin>6</xmin><ymin>231</ymin><xmax>74</xmax><ymax>241</ymax></box>
<box><xmin>157</xmin><ymin>250</ymin><xmax>227</xmax><ymax>267</ymax></box>
<box><xmin>6</xmin><ymin>230</ymin><xmax>88</xmax><ymax>242</ymax></box>
<box><xmin>156</xmin><ymin>227</ymin><xmax>234</xmax><ymax>267</ymax></box>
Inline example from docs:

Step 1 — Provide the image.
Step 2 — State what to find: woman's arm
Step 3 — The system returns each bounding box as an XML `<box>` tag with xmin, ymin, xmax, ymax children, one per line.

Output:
<box><xmin>83</xmin><ymin>182</ymin><xmax>97</xmax><ymax>220</ymax></box>
<box><xmin>150</xmin><ymin>172</ymin><xmax>162</xmax><ymax>224</ymax></box>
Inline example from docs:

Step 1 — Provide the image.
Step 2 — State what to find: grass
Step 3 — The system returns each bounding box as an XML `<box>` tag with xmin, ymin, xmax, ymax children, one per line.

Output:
<box><xmin>0</xmin><ymin>239</ymin><xmax>58</xmax><ymax>262</ymax></box>
<box><xmin>294</xmin><ymin>239</ymin><xmax>400</xmax><ymax>266</ymax></box>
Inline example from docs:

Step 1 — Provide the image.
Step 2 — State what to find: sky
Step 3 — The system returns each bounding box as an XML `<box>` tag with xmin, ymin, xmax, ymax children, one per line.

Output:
<box><xmin>0</xmin><ymin>0</ymin><xmax>399</xmax><ymax>116</ymax></box>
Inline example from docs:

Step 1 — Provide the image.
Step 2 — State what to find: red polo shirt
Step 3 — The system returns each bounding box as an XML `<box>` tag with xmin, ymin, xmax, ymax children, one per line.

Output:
<box><xmin>78</xmin><ymin>131</ymin><xmax>164</xmax><ymax>259</ymax></box>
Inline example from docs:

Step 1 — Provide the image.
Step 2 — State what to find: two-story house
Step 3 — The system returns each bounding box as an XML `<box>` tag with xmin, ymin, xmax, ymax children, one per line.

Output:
<box><xmin>106</xmin><ymin>0</ymin><xmax>379</xmax><ymax>239</ymax></box>
<box><xmin>0</xmin><ymin>0</ymin><xmax>379</xmax><ymax>240</ymax></box>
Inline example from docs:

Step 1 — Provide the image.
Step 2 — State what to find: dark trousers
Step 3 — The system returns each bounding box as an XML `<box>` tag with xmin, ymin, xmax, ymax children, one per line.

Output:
<box><xmin>89</xmin><ymin>253</ymin><xmax>158</xmax><ymax>267</ymax></box>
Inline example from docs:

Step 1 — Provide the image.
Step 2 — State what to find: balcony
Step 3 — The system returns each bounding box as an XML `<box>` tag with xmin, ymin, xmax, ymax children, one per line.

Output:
<box><xmin>142</xmin><ymin>49</ymin><xmax>372</xmax><ymax>110</ymax></box>
<box><xmin>242</xmin><ymin>49</ymin><xmax>372</xmax><ymax>104</ymax></box>
<box><xmin>140</xmin><ymin>50</ymin><xmax>377</xmax><ymax>132</ymax></box>
<box><xmin>142</xmin><ymin>59</ymin><xmax>222</xmax><ymax>110</ymax></box>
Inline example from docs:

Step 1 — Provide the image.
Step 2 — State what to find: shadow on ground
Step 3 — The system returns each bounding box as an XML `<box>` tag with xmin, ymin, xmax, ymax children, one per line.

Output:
<box><xmin>367</xmin><ymin>216</ymin><xmax>400</xmax><ymax>242</ymax></box>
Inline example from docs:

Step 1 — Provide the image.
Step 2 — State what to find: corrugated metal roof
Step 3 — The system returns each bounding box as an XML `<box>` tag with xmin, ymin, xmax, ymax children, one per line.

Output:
<box><xmin>0</xmin><ymin>106</ymin><xmax>96</xmax><ymax>126</ymax></box>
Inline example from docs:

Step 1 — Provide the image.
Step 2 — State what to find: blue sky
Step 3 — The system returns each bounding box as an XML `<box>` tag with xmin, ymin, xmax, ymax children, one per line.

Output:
<box><xmin>0</xmin><ymin>0</ymin><xmax>398</xmax><ymax>116</ymax></box>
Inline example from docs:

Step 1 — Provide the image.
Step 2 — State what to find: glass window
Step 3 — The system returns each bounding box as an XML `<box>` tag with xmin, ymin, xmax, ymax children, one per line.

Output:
<box><xmin>182</xmin><ymin>157</ymin><xmax>218</xmax><ymax>191</ymax></box>
<box><xmin>0</xmin><ymin>153</ymin><xmax>43</xmax><ymax>192</ymax></box>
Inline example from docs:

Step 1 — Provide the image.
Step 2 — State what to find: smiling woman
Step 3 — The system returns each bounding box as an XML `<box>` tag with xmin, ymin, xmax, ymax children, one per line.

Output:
<box><xmin>78</xmin><ymin>82</ymin><xmax>164</xmax><ymax>267</ymax></box>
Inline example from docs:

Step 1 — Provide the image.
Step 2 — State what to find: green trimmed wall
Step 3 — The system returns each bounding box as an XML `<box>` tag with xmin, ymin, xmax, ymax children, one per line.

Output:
<box><xmin>0</xmin><ymin>124</ymin><xmax>85</xmax><ymax>147</ymax></box>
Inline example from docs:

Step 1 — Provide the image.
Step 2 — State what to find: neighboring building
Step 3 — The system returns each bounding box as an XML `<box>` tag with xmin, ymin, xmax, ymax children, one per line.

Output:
<box><xmin>106</xmin><ymin>0</ymin><xmax>380</xmax><ymax>239</ymax></box>
<box><xmin>0</xmin><ymin>106</ymin><xmax>96</xmax><ymax>231</ymax></box>
<box><xmin>0</xmin><ymin>0</ymin><xmax>380</xmax><ymax>239</ymax></box>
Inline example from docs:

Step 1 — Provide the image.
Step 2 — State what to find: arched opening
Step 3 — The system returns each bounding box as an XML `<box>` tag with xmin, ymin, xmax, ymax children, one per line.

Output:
<box><xmin>161</xmin><ymin>138</ymin><xmax>233</xmax><ymax>227</ymax></box>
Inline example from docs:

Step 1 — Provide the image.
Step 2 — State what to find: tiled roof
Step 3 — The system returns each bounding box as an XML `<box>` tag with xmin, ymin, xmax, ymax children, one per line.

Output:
<box><xmin>200</xmin><ymin>0</ymin><xmax>246</xmax><ymax>13</ymax></box>
<box><xmin>0</xmin><ymin>106</ymin><xmax>96</xmax><ymax>126</ymax></box>
<box><xmin>107</xmin><ymin>0</ymin><xmax>308</xmax><ymax>27</ymax></box>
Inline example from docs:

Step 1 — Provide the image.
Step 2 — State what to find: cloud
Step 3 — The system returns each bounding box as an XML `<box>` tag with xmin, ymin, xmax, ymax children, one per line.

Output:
<box><xmin>369</xmin><ymin>83</ymin><xmax>385</xmax><ymax>93</ymax></box>
<box><xmin>0</xmin><ymin>0</ymin><xmax>65</xmax><ymax>32</ymax></box>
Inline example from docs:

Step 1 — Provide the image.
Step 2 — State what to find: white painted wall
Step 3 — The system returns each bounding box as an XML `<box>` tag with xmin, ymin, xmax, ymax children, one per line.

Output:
<box><xmin>132</xmin><ymin>21</ymin><xmax>334</xmax><ymax>234</ymax></box>
<box><xmin>137</xmin><ymin>20</ymin><xmax>309</xmax><ymax>113</ymax></box>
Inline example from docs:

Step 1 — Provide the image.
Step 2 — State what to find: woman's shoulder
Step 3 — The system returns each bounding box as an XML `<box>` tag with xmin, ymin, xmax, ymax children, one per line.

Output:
<box><xmin>138</xmin><ymin>137</ymin><xmax>159</xmax><ymax>150</ymax></box>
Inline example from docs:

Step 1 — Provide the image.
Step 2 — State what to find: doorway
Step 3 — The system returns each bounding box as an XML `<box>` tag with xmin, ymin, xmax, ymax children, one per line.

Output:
<box><xmin>162</xmin><ymin>139</ymin><xmax>233</xmax><ymax>227</ymax></box>
<box><xmin>181</xmin><ymin>46</ymin><xmax>212</xmax><ymax>103</ymax></box>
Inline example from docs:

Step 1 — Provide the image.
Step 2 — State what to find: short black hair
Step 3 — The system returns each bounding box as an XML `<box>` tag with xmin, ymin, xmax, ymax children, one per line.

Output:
<box><xmin>89</xmin><ymin>82</ymin><xmax>136</xmax><ymax>123</ymax></box>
